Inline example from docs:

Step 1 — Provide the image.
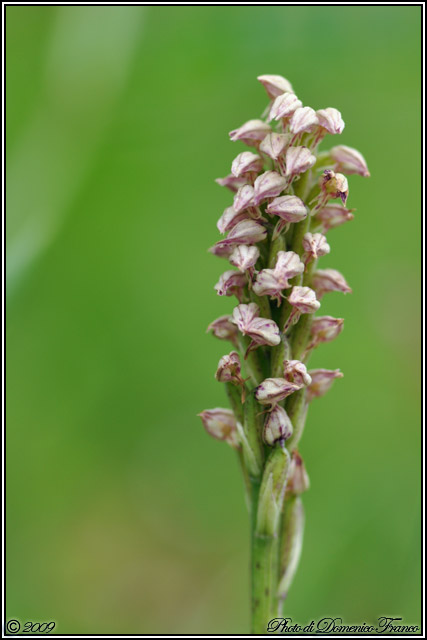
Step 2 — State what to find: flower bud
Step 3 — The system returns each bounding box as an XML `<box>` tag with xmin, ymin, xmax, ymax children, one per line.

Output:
<box><xmin>283</xmin><ymin>360</ymin><xmax>312</xmax><ymax>386</ymax></box>
<box><xmin>287</xmin><ymin>451</ymin><xmax>310</xmax><ymax>494</ymax></box>
<box><xmin>232</xmin><ymin>303</ymin><xmax>281</xmax><ymax>353</ymax></box>
<box><xmin>268</xmin><ymin>92</ymin><xmax>302</xmax><ymax>122</ymax></box>
<box><xmin>198</xmin><ymin>408</ymin><xmax>239</xmax><ymax>448</ymax></box>
<box><xmin>213</xmin><ymin>220</ymin><xmax>267</xmax><ymax>251</ymax></box>
<box><xmin>312</xmin><ymin>268</ymin><xmax>352</xmax><ymax>298</ymax></box>
<box><xmin>259</xmin><ymin>133</ymin><xmax>291</xmax><ymax>160</ymax></box>
<box><xmin>217</xmin><ymin>206</ymin><xmax>249</xmax><ymax>235</ymax></box>
<box><xmin>255</xmin><ymin>377</ymin><xmax>301</xmax><ymax>405</ymax></box>
<box><xmin>229</xmin><ymin>119</ymin><xmax>271</xmax><ymax>145</ymax></box>
<box><xmin>288</xmin><ymin>286</ymin><xmax>320</xmax><ymax>314</ymax></box>
<box><xmin>316</xmin><ymin>108</ymin><xmax>345</xmax><ymax>135</ymax></box>
<box><xmin>285</xmin><ymin>146</ymin><xmax>316</xmax><ymax>177</ymax></box>
<box><xmin>215</xmin><ymin>351</ymin><xmax>245</xmax><ymax>387</ymax></box>
<box><xmin>310</xmin><ymin>315</ymin><xmax>344</xmax><ymax>344</ymax></box>
<box><xmin>302</xmin><ymin>232</ymin><xmax>330</xmax><ymax>262</ymax></box>
<box><xmin>214</xmin><ymin>270</ymin><xmax>247</xmax><ymax>300</ymax></box>
<box><xmin>215</xmin><ymin>174</ymin><xmax>248</xmax><ymax>192</ymax></box>
<box><xmin>266</xmin><ymin>196</ymin><xmax>308</xmax><ymax>238</ymax></box>
<box><xmin>229</xmin><ymin>244</ymin><xmax>260</xmax><ymax>272</ymax></box>
<box><xmin>208</xmin><ymin>242</ymin><xmax>235</xmax><ymax>258</ymax></box>
<box><xmin>313</xmin><ymin>203</ymin><xmax>354</xmax><ymax>232</ymax></box>
<box><xmin>263</xmin><ymin>405</ymin><xmax>293</xmax><ymax>446</ymax></box>
<box><xmin>307</xmin><ymin>368</ymin><xmax>343</xmax><ymax>401</ymax></box>
<box><xmin>231</xmin><ymin>151</ymin><xmax>263</xmax><ymax>178</ymax></box>
<box><xmin>289</xmin><ymin>106</ymin><xmax>319</xmax><ymax>134</ymax></box>
<box><xmin>253</xmin><ymin>251</ymin><xmax>304</xmax><ymax>301</ymax></box>
<box><xmin>233</xmin><ymin>184</ymin><xmax>255</xmax><ymax>213</ymax></box>
<box><xmin>207</xmin><ymin>315</ymin><xmax>239</xmax><ymax>345</ymax></box>
<box><xmin>330</xmin><ymin>145</ymin><xmax>370</xmax><ymax>177</ymax></box>
<box><xmin>320</xmin><ymin>169</ymin><xmax>349</xmax><ymax>204</ymax></box>
<box><xmin>253</xmin><ymin>171</ymin><xmax>287</xmax><ymax>206</ymax></box>
<box><xmin>257</xmin><ymin>74</ymin><xmax>294</xmax><ymax>98</ymax></box>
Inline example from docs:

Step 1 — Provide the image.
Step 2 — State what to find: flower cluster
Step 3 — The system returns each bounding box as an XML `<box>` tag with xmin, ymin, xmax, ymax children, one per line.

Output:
<box><xmin>199</xmin><ymin>74</ymin><xmax>368</xmax><ymax>627</ymax></box>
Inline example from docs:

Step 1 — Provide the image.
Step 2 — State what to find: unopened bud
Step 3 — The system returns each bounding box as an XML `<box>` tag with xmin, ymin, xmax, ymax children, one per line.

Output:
<box><xmin>215</xmin><ymin>174</ymin><xmax>248</xmax><ymax>192</ymax></box>
<box><xmin>283</xmin><ymin>360</ymin><xmax>312</xmax><ymax>387</ymax></box>
<box><xmin>307</xmin><ymin>368</ymin><xmax>343</xmax><ymax>401</ymax></box>
<box><xmin>229</xmin><ymin>244</ymin><xmax>260</xmax><ymax>272</ymax></box>
<box><xmin>310</xmin><ymin>315</ymin><xmax>344</xmax><ymax>344</ymax></box>
<box><xmin>207</xmin><ymin>315</ymin><xmax>239</xmax><ymax>345</ymax></box>
<box><xmin>263</xmin><ymin>405</ymin><xmax>294</xmax><ymax>445</ymax></box>
<box><xmin>302</xmin><ymin>232</ymin><xmax>330</xmax><ymax>262</ymax></box>
<box><xmin>198</xmin><ymin>408</ymin><xmax>239</xmax><ymax>448</ymax></box>
<box><xmin>229</xmin><ymin>119</ymin><xmax>271</xmax><ymax>145</ymax></box>
<box><xmin>257</xmin><ymin>74</ymin><xmax>294</xmax><ymax>98</ymax></box>
<box><xmin>316</xmin><ymin>108</ymin><xmax>345</xmax><ymax>135</ymax></box>
<box><xmin>253</xmin><ymin>171</ymin><xmax>287</xmax><ymax>206</ymax></box>
<box><xmin>259</xmin><ymin>133</ymin><xmax>291</xmax><ymax>160</ymax></box>
<box><xmin>330</xmin><ymin>145</ymin><xmax>370</xmax><ymax>177</ymax></box>
<box><xmin>313</xmin><ymin>203</ymin><xmax>354</xmax><ymax>232</ymax></box>
<box><xmin>285</xmin><ymin>146</ymin><xmax>316</xmax><ymax>177</ymax></box>
<box><xmin>214</xmin><ymin>270</ymin><xmax>247</xmax><ymax>301</ymax></box>
<box><xmin>312</xmin><ymin>268</ymin><xmax>352</xmax><ymax>298</ymax></box>
<box><xmin>289</xmin><ymin>107</ymin><xmax>319</xmax><ymax>135</ymax></box>
<box><xmin>255</xmin><ymin>378</ymin><xmax>301</xmax><ymax>405</ymax></box>
<box><xmin>268</xmin><ymin>92</ymin><xmax>302</xmax><ymax>122</ymax></box>
<box><xmin>231</xmin><ymin>151</ymin><xmax>263</xmax><ymax>177</ymax></box>
<box><xmin>287</xmin><ymin>451</ymin><xmax>310</xmax><ymax>494</ymax></box>
<box><xmin>288</xmin><ymin>286</ymin><xmax>320</xmax><ymax>314</ymax></box>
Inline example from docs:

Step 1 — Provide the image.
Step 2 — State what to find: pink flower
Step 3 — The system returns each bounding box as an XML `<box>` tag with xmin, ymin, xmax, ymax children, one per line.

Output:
<box><xmin>259</xmin><ymin>133</ymin><xmax>291</xmax><ymax>160</ymax></box>
<box><xmin>310</xmin><ymin>316</ymin><xmax>344</xmax><ymax>344</ymax></box>
<box><xmin>312</xmin><ymin>269</ymin><xmax>352</xmax><ymax>298</ymax></box>
<box><xmin>253</xmin><ymin>251</ymin><xmax>304</xmax><ymax>302</ymax></box>
<box><xmin>217</xmin><ymin>206</ymin><xmax>250</xmax><ymax>235</ymax></box>
<box><xmin>316</xmin><ymin>108</ymin><xmax>345</xmax><ymax>135</ymax></box>
<box><xmin>302</xmin><ymin>232</ymin><xmax>330</xmax><ymax>263</ymax></box>
<box><xmin>288</xmin><ymin>286</ymin><xmax>320</xmax><ymax>314</ymax></box>
<box><xmin>229</xmin><ymin>119</ymin><xmax>271</xmax><ymax>145</ymax></box>
<box><xmin>208</xmin><ymin>243</ymin><xmax>235</xmax><ymax>258</ymax></box>
<box><xmin>233</xmin><ymin>184</ymin><xmax>255</xmax><ymax>213</ymax></box>
<box><xmin>307</xmin><ymin>368</ymin><xmax>343</xmax><ymax>401</ymax></box>
<box><xmin>313</xmin><ymin>203</ymin><xmax>354</xmax><ymax>232</ymax></box>
<box><xmin>231</xmin><ymin>151</ymin><xmax>263</xmax><ymax>177</ymax></box>
<box><xmin>198</xmin><ymin>408</ymin><xmax>239</xmax><ymax>448</ymax></box>
<box><xmin>229</xmin><ymin>245</ymin><xmax>260</xmax><ymax>272</ymax></box>
<box><xmin>289</xmin><ymin>107</ymin><xmax>319</xmax><ymax>135</ymax></box>
<box><xmin>215</xmin><ymin>351</ymin><xmax>243</xmax><ymax>383</ymax></box>
<box><xmin>285</xmin><ymin>146</ymin><xmax>316</xmax><ymax>177</ymax></box>
<box><xmin>207</xmin><ymin>315</ymin><xmax>239</xmax><ymax>345</ymax></box>
<box><xmin>215</xmin><ymin>174</ymin><xmax>248</xmax><ymax>192</ymax></box>
<box><xmin>213</xmin><ymin>220</ymin><xmax>267</xmax><ymax>253</ymax></box>
<box><xmin>330</xmin><ymin>145</ymin><xmax>370</xmax><ymax>177</ymax></box>
<box><xmin>214</xmin><ymin>270</ymin><xmax>247</xmax><ymax>301</ymax></box>
<box><xmin>231</xmin><ymin>303</ymin><xmax>281</xmax><ymax>355</ymax></box>
<box><xmin>268</xmin><ymin>92</ymin><xmax>302</xmax><ymax>122</ymax></box>
<box><xmin>257</xmin><ymin>74</ymin><xmax>294</xmax><ymax>98</ymax></box>
<box><xmin>263</xmin><ymin>405</ymin><xmax>293</xmax><ymax>445</ymax></box>
<box><xmin>287</xmin><ymin>451</ymin><xmax>310</xmax><ymax>494</ymax></box>
<box><xmin>266</xmin><ymin>195</ymin><xmax>307</xmax><ymax>238</ymax></box>
<box><xmin>253</xmin><ymin>171</ymin><xmax>287</xmax><ymax>206</ymax></box>
<box><xmin>283</xmin><ymin>360</ymin><xmax>312</xmax><ymax>386</ymax></box>
<box><xmin>255</xmin><ymin>377</ymin><xmax>301</xmax><ymax>405</ymax></box>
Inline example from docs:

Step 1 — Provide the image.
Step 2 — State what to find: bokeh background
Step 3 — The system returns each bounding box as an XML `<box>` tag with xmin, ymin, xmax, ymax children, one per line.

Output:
<box><xmin>6</xmin><ymin>5</ymin><xmax>421</xmax><ymax>635</ymax></box>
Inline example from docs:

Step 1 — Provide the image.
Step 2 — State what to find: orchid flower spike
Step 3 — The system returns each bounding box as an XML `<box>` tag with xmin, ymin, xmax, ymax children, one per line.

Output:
<box><xmin>205</xmin><ymin>74</ymin><xmax>368</xmax><ymax>626</ymax></box>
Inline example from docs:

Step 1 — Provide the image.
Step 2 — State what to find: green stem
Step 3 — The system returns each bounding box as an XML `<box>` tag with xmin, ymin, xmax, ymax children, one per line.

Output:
<box><xmin>251</xmin><ymin>532</ymin><xmax>279</xmax><ymax>633</ymax></box>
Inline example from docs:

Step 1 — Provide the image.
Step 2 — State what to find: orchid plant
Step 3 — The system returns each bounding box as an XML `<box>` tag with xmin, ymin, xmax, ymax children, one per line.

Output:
<box><xmin>199</xmin><ymin>74</ymin><xmax>369</xmax><ymax>634</ymax></box>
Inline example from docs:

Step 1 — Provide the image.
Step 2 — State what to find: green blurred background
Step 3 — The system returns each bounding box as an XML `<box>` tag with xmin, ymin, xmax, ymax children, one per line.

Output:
<box><xmin>6</xmin><ymin>5</ymin><xmax>421</xmax><ymax>635</ymax></box>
